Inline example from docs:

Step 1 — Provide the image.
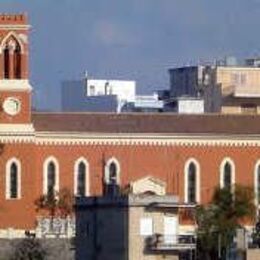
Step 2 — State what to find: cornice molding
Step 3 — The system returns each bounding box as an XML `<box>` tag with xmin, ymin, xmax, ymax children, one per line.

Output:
<box><xmin>0</xmin><ymin>25</ymin><xmax>31</xmax><ymax>30</ymax></box>
<box><xmin>0</xmin><ymin>80</ymin><xmax>32</xmax><ymax>91</ymax></box>
<box><xmin>1</xmin><ymin>130</ymin><xmax>260</xmax><ymax>146</ymax></box>
<box><xmin>33</xmin><ymin>132</ymin><xmax>260</xmax><ymax>147</ymax></box>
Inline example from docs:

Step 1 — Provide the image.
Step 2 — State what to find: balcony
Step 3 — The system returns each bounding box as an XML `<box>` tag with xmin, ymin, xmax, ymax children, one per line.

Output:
<box><xmin>146</xmin><ymin>234</ymin><xmax>196</xmax><ymax>251</ymax></box>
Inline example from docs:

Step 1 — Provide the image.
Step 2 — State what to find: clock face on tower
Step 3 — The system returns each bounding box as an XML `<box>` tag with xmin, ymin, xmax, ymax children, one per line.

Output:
<box><xmin>2</xmin><ymin>97</ymin><xmax>21</xmax><ymax>116</ymax></box>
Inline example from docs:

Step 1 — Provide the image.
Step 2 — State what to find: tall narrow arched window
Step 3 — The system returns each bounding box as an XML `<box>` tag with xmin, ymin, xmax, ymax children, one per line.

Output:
<box><xmin>47</xmin><ymin>162</ymin><xmax>56</xmax><ymax>197</ymax></box>
<box><xmin>187</xmin><ymin>163</ymin><xmax>196</xmax><ymax>203</ymax></box>
<box><xmin>10</xmin><ymin>163</ymin><xmax>18</xmax><ymax>198</ymax></box>
<box><xmin>6</xmin><ymin>158</ymin><xmax>21</xmax><ymax>199</ymax></box>
<box><xmin>1</xmin><ymin>33</ymin><xmax>24</xmax><ymax>80</ymax></box>
<box><xmin>108</xmin><ymin>162</ymin><xmax>117</xmax><ymax>185</ymax></box>
<box><xmin>77</xmin><ymin>162</ymin><xmax>86</xmax><ymax>196</ymax></box>
<box><xmin>74</xmin><ymin>158</ymin><xmax>89</xmax><ymax>197</ymax></box>
<box><xmin>220</xmin><ymin>158</ymin><xmax>235</xmax><ymax>191</ymax></box>
<box><xmin>43</xmin><ymin>157</ymin><xmax>59</xmax><ymax>196</ymax></box>
<box><xmin>14</xmin><ymin>44</ymin><xmax>21</xmax><ymax>79</ymax></box>
<box><xmin>104</xmin><ymin>158</ymin><xmax>120</xmax><ymax>196</ymax></box>
<box><xmin>223</xmin><ymin>163</ymin><xmax>231</xmax><ymax>189</ymax></box>
<box><xmin>184</xmin><ymin>159</ymin><xmax>200</xmax><ymax>204</ymax></box>
<box><xmin>4</xmin><ymin>46</ymin><xmax>10</xmax><ymax>79</ymax></box>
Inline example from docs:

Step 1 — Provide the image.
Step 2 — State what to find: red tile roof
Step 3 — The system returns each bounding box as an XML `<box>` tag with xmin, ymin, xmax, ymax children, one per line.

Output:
<box><xmin>32</xmin><ymin>112</ymin><xmax>260</xmax><ymax>135</ymax></box>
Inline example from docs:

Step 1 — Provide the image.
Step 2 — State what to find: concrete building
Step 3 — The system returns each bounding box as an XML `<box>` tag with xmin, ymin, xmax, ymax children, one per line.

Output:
<box><xmin>76</xmin><ymin>193</ymin><xmax>196</xmax><ymax>260</ymax></box>
<box><xmin>169</xmin><ymin>60</ymin><xmax>260</xmax><ymax>114</ymax></box>
<box><xmin>62</xmin><ymin>77</ymin><xmax>136</xmax><ymax>113</ymax></box>
<box><xmin>61</xmin><ymin>77</ymin><xmax>166</xmax><ymax>113</ymax></box>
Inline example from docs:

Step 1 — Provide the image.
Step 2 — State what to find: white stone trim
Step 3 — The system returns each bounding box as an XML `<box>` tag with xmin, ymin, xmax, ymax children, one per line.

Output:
<box><xmin>4</xmin><ymin>130</ymin><xmax>260</xmax><ymax>146</ymax></box>
<box><xmin>74</xmin><ymin>157</ymin><xmax>89</xmax><ymax>196</ymax></box>
<box><xmin>43</xmin><ymin>156</ymin><xmax>59</xmax><ymax>195</ymax></box>
<box><xmin>0</xmin><ymin>25</ymin><xmax>31</xmax><ymax>30</ymax></box>
<box><xmin>219</xmin><ymin>157</ymin><xmax>235</xmax><ymax>189</ymax></box>
<box><xmin>34</xmin><ymin>132</ymin><xmax>260</xmax><ymax>147</ymax></box>
<box><xmin>5</xmin><ymin>157</ymin><xmax>21</xmax><ymax>199</ymax></box>
<box><xmin>104</xmin><ymin>157</ymin><xmax>121</xmax><ymax>184</ymax></box>
<box><xmin>0</xmin><ymin>80</ymin><xmax>32</xmax><ymax>91</ymax></box>
<box><xmin>0</xmin><ymin>124</ymin><xmax>34</xmax><ymax>133</ymax></box>
<box><xmin>184</xmin><ymin>158</ymin><xmax>200</xmax><ymax>203</ymax></box>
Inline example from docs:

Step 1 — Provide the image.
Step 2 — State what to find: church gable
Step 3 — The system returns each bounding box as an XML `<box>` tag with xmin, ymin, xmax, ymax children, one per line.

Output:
<box><xmin>130</xmin><ymin>176</ymin><xmax>166</xmax><ymax>196</ymax></box>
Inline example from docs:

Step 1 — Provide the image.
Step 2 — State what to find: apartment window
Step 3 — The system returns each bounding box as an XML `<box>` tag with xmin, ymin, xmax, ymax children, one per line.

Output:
<box><xmin>241</xmin><ymin>104</ymin><xmax>257</xmax><ymax>114</ymax></box>
<box><xmin>140</xmin><ymin>218</ymin><xmax>153</xmax><ymax>236</ymax></box>
<box><xmin>231</xmin><ymin>73</ymin><xmax>247</xmax><ymax>86</ymax></box>
<box><xmin>89</xmin><ymin>85</ymin><xmax>95</xmax><ymax>96</ymax></box>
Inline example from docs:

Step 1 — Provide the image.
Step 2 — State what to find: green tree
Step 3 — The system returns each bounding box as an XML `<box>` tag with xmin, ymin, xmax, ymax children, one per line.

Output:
<box><xmin>196</xmin><ymin>185</ymin><xmax>255</xmax><ymax>260</ymax></box>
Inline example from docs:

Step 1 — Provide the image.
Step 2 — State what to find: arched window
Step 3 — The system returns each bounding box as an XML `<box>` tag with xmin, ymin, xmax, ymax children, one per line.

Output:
<box><xmin>1</xmin><ymin>33</ymin><xmax>23</xmax><ymax>79</ymax></box>
<box><xmin>223</xmin><ymin>163</ymin><xmax>231</xmax><ymax>189</ymax></box>
<box><xmin>43</xmin><ymin>157</ymin><xmax>59</xmax><ymax>196</ymax></box>
<box><xmin>220</xmin><ymin>158</ymin><xmax>235</xmax><ymax>190</ymax></box>
<box><xmin>77</xmin><ymin>162</ymin><xmax>86</xmax><ymax>196</ymax></box>
<box><xmin>6</xmin><ymin>158</ymin><xmax>21</xmax><ymax>199</ymax></box>
<box><xmin>104</xmin><ymin>158</ymin><xmax>120</xmax><ymax>185</ymax></box>
<box><xmin>3</xmin><ymin>45</ymin><xmax>10</xmax><ymax>79</ymax></box>
<box><xmin>184</xmin><ymin>159</ymin><xmax>200</xmax><ymax>203</ymax></box>
<box><xmin>187</xmin><ymin>163</ymin><xmax>196</xmax><ymax>203</ymax></box>
<box><xmin>10</xmin><ymin>163</ymin><xmax>18</xmax><ymax>198</ymax></box>
<box><xmin>74</xmin><ymin>158</ymin><xmax>89</xmax><ymax>197</ymax></box>
<box><xmin>14</xmin><ymin>44</ymin><xmax>21</xmax><ymax>79</ymax></box>
<box><xmin>108</xmin><ymin>162</ymin><xmax>117</xmax><ymax>185</ymax></box>
<box><xmin>47</xmin><ymin>162</ymin><xmax>56</xmax><ymax>197</ymax></box>
<box><xmin>104</xmin><ymin>158</ymin><xmax>120</xmax><ymax>196</ymax></box>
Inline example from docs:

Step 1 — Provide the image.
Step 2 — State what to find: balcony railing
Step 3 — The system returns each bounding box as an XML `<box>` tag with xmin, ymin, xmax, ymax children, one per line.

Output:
<box><xmin>146</xmin><ymin>234</ymin><xmax>196</xmax><ymax>251</ymax></box>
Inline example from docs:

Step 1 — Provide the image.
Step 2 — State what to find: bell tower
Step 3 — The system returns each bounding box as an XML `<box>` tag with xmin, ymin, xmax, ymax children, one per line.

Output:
<box><xmin>0</xmin><ymin>14</ymin><xmax>33</xmax><ymax>130</ymax></box>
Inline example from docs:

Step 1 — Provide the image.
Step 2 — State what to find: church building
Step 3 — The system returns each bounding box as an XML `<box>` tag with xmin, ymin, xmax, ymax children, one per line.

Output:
<box><xmin>0</xmin><ymin>14</ymin><xmax>259</xmax><ymax>238</ymax></box>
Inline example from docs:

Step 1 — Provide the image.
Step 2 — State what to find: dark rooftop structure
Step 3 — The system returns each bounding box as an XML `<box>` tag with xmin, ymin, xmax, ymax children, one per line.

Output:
<box><xmin>32</xmin><ymin>113</ymin><xmax>260</xmax><ymax>135</ymax></box>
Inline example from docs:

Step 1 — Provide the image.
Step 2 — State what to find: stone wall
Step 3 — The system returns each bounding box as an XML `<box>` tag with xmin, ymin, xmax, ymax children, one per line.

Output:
<box><xmin>0</xmin><ymin>238</ymin><xmax>75</xmax><ymax>260</ymax></box>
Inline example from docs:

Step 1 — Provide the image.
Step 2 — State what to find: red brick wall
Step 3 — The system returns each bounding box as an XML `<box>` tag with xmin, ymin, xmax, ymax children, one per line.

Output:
<box><xmin>0</xmin><ymin>142</ymin><xmax>256</xmax><ymax>229</ymax></box>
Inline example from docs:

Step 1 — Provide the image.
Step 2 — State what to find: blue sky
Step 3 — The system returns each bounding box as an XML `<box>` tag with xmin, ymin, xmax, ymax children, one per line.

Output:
<box><xmin>1</xmin><ymin>0</ymin><xmax>260</xmax><ymax>110</ymax></box>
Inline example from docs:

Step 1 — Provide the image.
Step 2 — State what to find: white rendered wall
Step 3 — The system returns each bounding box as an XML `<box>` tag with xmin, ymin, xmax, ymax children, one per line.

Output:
<box><xmin>178</xmin><ymin>99</ymin><xmax>204</xmax><ymax>114</ymax></box>
<box><xmin>86</xmin><ymin>79</ymin><xmax>136</xmax><ymax>103</ymax></box>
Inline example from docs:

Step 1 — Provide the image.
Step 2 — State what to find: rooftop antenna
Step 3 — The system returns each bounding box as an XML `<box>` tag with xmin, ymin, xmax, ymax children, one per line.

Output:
<box><xmin>84</xmin><ymin>70</ymin><xmax>88</xmax><ymax>79</ymax></box>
